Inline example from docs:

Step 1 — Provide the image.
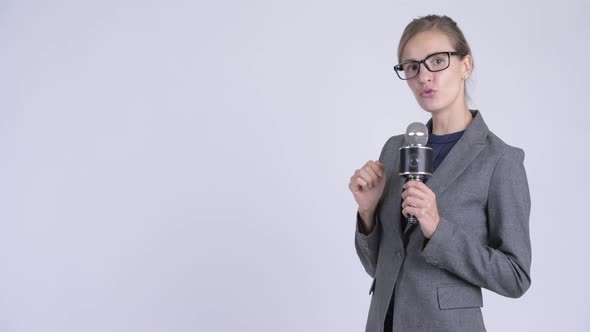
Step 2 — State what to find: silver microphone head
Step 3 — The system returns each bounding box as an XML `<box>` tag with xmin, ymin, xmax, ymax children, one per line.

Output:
<box><xmin>405</xmin><ymin>122</ymin><xmax>429</xmax><ymax>146</ymax></box>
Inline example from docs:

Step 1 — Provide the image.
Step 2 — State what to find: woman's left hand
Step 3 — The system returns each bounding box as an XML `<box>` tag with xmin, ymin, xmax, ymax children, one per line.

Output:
<box><xmin>401</xmin><ymin>181</ymin><xmax>440</xmax><ymax>239</ymax></box>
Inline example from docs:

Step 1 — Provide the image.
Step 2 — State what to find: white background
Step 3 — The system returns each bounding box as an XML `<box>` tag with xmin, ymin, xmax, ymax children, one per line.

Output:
<box><xmin>1</xmin><ymin>0</ymin><xmax>589</xmax><ymax>331</ymax></box>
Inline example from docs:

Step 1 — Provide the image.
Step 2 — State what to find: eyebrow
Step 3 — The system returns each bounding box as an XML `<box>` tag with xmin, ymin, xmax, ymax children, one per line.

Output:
<box><xmin>400</xmin><ymin>51</ymin><xmax>447</xmax><ymax>63</ymax></box>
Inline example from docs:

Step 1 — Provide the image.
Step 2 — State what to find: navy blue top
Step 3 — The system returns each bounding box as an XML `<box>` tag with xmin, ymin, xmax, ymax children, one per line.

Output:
<box><xmin>427</xmin><ymin>130</ymin><xmax>465</xmax><ymax>171</ymax></box>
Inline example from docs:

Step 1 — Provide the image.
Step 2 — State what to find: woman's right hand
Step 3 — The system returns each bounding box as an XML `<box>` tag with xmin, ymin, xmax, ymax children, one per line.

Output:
<box><xmin>349</xmin><ymin>161</ymin><xmax>387</xmax><ymax>232</ymax></box>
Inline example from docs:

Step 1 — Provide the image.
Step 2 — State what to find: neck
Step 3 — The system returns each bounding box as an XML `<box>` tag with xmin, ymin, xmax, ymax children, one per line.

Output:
<box><xmin>431</xmin><ymin>106</ymin><xmax>473</xmax><ymax>135</ymax></box>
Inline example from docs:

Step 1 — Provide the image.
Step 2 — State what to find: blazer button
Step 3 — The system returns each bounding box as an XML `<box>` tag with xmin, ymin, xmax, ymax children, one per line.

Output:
<box><xmin>426</xmin><ymin>257</ymin><xmax>433</xmax><ymax>263</ymax></box>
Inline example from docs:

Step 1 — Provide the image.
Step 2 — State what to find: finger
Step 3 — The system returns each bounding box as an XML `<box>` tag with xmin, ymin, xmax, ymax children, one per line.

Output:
<box><xmin>351</xmin><ymin>176</ymin><xmax>369</xmax><ymax>192</ymax></box>
<box><xmin>375</xmin><ymin>161</ymin><xmax>386</xmax><ymax>175</ymax></box>
<box><xmin>403</xmin><ymin>180</ymin><xmax>429</xmax><ymax>188</ymax></box>
<box><xmin>348</xmin><ymin>179</ymin><xmax>358</xmax><ymax>191</ymax></box>
<box><xmin>363</xmin><ymin>163</ymin><xmax>380</xmax><ymax>181</ymax></box>
<box><xmin>401</xmin><ymin>186</ymin><xmax>429</xmax><ymax>201</ymax></box>
<box><xmin>358</xmin><ymin>168</ymin><xmax>376</xmax><ymax>188</ymax></box>
<box><xmin>401</xmin><ymin>196</ymin><xmax>423</xmax><ymax>209</ymax></box>
<box><xmin>405</xmin><ymin>192</ymin><xmax>435</xmax><ymax>212</ymax></box>
<box><xmin>403</xmin><ymin>183</ymin><xmax>435</xmax><ymax>201</ymax></box>
<box><xmin>402</xmin><ymin>206</ymin><xmax>413</xmax><ymax>218</ymax></box>
<box><xmin>368</xmin><ymin>161</ymin><xmax>384</xmax><ymax>177</ymax></box>
<box><xmin>413</xmin><ymin>181</ymin><xmax>433</xmax><ymax>193</ymax></box>
<box><xmin>403</xmin><ymin>180</ymin><xmax>421</xmax><ymax>190</ymax></box>
<box><xmin>402</xmin><ymin>206</ymin><xmax>415</xmax><ymax>218</ymax></box>
<box><xmin>404</xmin><ymin>181</ymin><xmax>434</xmax><ymax>196</ymax></box>
<box><xmin>402</xmin><ymin>206</ymin><xmax>421</xmax><ymax>219</ymax></box>
<box><xmin>349</xmin><ymin>172</ymin><xmax>366</xmax><ymax>192</ymax></box>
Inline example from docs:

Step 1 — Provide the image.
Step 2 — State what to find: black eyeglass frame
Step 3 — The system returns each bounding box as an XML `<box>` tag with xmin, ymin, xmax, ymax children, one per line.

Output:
<box><xmin>393</xmin><ymin>51</ymin><xmax>466</xmax><ymax>80</ymax></box>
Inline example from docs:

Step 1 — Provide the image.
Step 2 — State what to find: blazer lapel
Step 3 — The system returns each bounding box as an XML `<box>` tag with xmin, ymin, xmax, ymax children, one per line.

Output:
<box><xmin>425</xmin><ymin>110</ymin><xmax>489</xmax><ymax>197</ymax></box>
<box><xmin>389</xmin><ymin>110</ymin><xmax>489</xmax><ymax>239</ymax></box>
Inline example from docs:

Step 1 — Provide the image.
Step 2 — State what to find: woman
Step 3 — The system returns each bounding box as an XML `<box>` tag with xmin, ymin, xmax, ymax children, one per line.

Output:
<box><xmin>350</xmin><ymin>15</ymin><xmax>531</xmax><ymax>332</ymax></box>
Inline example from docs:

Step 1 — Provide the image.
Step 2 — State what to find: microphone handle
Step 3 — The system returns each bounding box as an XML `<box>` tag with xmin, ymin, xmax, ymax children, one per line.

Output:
<box><xmin>405</xmin><ymin>175</ymin><xmax>425</xmax><ymax>224</ymax></box>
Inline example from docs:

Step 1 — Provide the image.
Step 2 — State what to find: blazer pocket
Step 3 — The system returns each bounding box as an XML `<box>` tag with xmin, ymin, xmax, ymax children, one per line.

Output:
<box><xmin>437</xmin><ymin>285</ymin><xmax>483</xmax><ymax>310</ymax></box>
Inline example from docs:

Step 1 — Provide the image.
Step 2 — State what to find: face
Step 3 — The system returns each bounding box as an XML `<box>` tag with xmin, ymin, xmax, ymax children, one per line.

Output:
<box><xmin>400</xmin><ymin>30</ymin><xmax>471</xmax><ymax>114</ymax></box>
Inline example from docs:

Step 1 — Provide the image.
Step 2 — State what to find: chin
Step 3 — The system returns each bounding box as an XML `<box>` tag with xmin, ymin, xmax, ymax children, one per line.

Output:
<box><xmin>417</xmin><ymin>101</ymin><xmax>444</xmax><ymax>114</ymax></box>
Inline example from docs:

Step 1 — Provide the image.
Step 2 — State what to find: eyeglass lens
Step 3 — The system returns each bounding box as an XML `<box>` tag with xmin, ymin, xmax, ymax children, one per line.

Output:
<box><xmin>396</xmin><ymin>52</ymin><xmax>450</xmax><ymax>80</ymax></box>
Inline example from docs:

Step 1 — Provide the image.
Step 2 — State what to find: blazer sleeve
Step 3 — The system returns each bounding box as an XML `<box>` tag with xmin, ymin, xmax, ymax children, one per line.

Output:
<box><xmin>355</xmin><ymin>212</ymin><xmax>381</xmax><ymax>277</ymax></box>
<box><xmin>354</xmin><ymin>137</ymin><xmax>398</xmax><ymax>278</ymax></box>
<box><xmin>421</xmin><ymin>147</ymin><xmax>532</xmax><ymax>298</ymax></box>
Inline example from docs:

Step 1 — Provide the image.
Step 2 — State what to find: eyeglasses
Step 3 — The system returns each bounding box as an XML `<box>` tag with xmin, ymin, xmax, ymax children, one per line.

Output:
<box><xmin>394</xmin><ymin>51</ymin><xmax>465</xmax><ymax>80</ymax></box>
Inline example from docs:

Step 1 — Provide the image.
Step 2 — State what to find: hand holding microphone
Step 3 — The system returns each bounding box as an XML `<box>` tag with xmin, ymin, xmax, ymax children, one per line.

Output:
<box><xmin>401</xmin><ymin>181</ymin><xmax>440</xmax><ymax>239</ymax></box>
<box><xmin>399</xmin><ymin>122</ymin><xmax>439</xmax><ymax>238</ymax></box>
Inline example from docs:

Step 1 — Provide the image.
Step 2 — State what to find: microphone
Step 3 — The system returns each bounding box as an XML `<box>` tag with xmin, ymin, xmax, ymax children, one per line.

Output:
<box><xmin>398</xmin><ymin>122</ymin><xmax>433</xmax><ymax>224</ymax></box>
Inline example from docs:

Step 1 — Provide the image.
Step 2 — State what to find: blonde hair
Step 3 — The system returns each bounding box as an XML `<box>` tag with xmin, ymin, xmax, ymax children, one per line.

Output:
<box><xmin>397</xmin><ymin>15</ymin><xmax>472</xmax><ymax>65</ymax></box>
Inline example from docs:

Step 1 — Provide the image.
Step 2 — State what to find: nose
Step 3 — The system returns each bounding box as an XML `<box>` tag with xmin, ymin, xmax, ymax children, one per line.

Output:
<box><xmin>416</xmin><ymin>62</ymin><xmax>432</xmax><ymax>83</ymax></box>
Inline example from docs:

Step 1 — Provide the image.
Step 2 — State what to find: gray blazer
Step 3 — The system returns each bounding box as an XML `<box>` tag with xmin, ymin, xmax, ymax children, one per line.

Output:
<box><xmin>355</xmin><ymin>110</ymin><xmax>531</xmax><ymax>332</ymax></box>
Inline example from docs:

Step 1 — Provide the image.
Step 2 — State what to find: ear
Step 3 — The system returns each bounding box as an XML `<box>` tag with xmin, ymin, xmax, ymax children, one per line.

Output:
<box><xmin>461</xmin><ymin>54</ymin><xmax>473</xmax><ymax>78</ymax></box>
